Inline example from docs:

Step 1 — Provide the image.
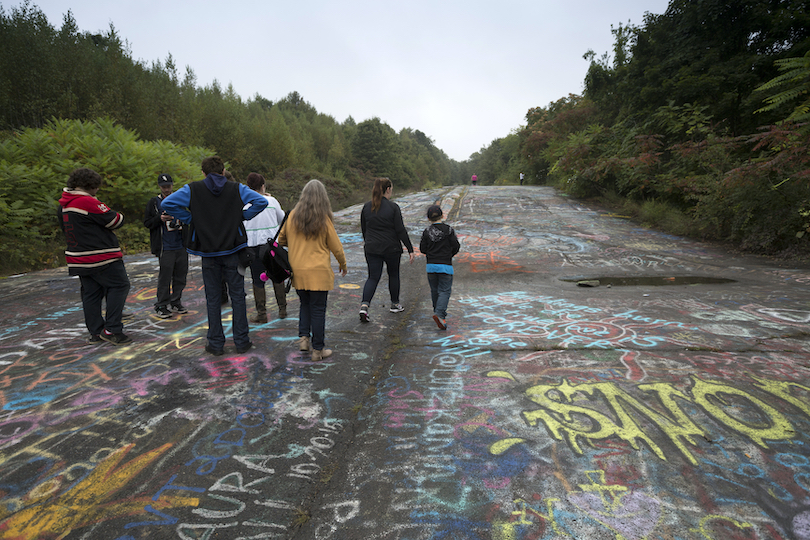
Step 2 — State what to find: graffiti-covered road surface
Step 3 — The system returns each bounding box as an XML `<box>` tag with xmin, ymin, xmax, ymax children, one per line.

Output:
<box><xmin>2</xmin><ymin>186</ymin><xmax>810</xmax><ymax>540</ymax></box>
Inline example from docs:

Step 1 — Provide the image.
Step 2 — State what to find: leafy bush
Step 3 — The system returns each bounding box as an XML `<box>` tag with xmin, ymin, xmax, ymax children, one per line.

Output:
<box><xmin>0</xmin><ymin>118</ymin><xmax>211</xmax><ymax>274</ymax></box>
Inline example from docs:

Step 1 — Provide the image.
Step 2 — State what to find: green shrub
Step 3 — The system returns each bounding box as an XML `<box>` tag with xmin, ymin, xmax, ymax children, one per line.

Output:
<box><xmin>0</xmin><ymin>118</ymin><xmax>211</xmax><ymax>275</ymax></box>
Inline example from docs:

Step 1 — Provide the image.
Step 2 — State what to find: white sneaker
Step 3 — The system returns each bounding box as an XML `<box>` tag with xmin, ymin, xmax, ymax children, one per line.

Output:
<box><xmin>359</xmin><ymin>304</ymin><xmax>370</xmax><ymax>322</ymax></box>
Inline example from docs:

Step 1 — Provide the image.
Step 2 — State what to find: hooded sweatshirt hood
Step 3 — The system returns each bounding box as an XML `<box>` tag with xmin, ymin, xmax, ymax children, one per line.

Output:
<box><xmin>203</xmin><ymin>173</ymin><xmax>228</xmax><ymax>195</ymax></box>
<box><xmin>426</xmin><ymin>222</ymin><xmax>453</xmax><ymax>243</ymax></box>
<box><xmin>59</xmin><ymin>188</ymin><xmax>95</xmax><ymax>207</ymax></box>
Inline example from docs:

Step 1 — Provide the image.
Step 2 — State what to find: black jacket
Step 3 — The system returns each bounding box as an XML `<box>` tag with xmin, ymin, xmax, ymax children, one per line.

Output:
<box><xmin>360</xmin><ymin>198</ymin><xmax>414</xmax><ymax>255</ymax></box>
<box><xmin>143</xmin><ymin>195</ymin><xmax>165</xmax><ymax>256</ymax></box>
<box><xmin>419</xmin><ymin>222</ymin><xmax>460</xmax><ymax>265</ymax></box>
<box><xmin>143</xmin><ymin>194</ymin><xmax>186</xmax><ymax>256</ymax></box>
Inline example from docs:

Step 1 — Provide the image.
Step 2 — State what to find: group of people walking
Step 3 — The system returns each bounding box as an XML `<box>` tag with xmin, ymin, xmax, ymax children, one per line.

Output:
<box><xmin>59</xmin><ymin>159</ymin><xmax>460</xmax><ymax>361</ymax></box>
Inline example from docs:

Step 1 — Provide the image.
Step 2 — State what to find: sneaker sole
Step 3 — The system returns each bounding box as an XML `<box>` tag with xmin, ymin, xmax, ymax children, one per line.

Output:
<box><xmin>432</xmin><ymin>315</ymin><xmax>447</xmax><ymax>330</ymax></box>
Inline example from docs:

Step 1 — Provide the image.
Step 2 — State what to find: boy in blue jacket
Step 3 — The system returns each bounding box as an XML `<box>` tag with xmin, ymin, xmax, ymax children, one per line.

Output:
<box><xmin>419</xmin><ymin>205</ymin><xmax>460</xmax><ymax>330</ymax></box>
<box><xmin>161</xmin><ymin>156</ymin><xmax>267</xmax><ymax>355</ymax></box>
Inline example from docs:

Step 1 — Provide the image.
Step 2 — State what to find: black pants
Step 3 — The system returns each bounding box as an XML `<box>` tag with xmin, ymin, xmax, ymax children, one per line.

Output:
<box><xmin>362</xmin><ymin>251</ymin><xmax>402</xmax><ymax>305</ymax></box>
<box><xmin>156</xmin><ymin>248</ymin><xmax>188</xmax><ymax>307</ymax></box>
<box><xmin>79</xmin><ymin>259</ymin><xmax>131</xmax><ymax>335</ymax></box>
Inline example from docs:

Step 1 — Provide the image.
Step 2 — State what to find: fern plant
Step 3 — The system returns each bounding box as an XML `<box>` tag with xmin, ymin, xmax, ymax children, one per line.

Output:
<box><xmin>755</xmin><ymin>50</ymin><xmax>810</xmax><ymax>131</ymax></box>
<box><xmin>0</xmin><ymin>118</ymin><xmax>211</xmax><ymax>274</ymax></box>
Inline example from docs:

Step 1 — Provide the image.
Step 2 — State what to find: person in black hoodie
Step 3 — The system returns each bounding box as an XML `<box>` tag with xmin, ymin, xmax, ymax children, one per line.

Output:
<box><xmin>143</xmin><ymin>173</ymin><xmax>189</xmax><ymax>319</ymax></box>
<box><xmin>419</xmin><ymin>205</ymin><xmax>460</xmax><ymax>330</ymax></box>
<box><xmin>359</xmin><ymin>177</ymin><xmax>414</xmax><ymax>322</ymax></box>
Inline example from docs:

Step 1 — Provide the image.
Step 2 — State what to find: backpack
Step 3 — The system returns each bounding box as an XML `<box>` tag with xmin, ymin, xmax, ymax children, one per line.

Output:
<box><xmin>261</xmin><ymin>213</ymin><xmax>292</xmax><ymax>286</ymax></box>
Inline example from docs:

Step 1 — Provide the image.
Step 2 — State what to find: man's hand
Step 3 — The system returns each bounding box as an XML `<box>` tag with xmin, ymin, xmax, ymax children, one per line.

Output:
<box><xmin>161</xmin><ymin>213</ymin><xmax>173</xmax><ymax>222</ymax></box>
<box><xmin>408</xmin><ymin>252</ymin><xmax>415</xmax><ymax>264</ymax></box>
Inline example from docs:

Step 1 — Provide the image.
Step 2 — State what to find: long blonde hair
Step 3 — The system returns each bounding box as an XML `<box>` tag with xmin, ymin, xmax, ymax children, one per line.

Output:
<box><xmin>291</xmin><ymin>179</ymin><xmax>334</xmax><ymax>238</ymax></box>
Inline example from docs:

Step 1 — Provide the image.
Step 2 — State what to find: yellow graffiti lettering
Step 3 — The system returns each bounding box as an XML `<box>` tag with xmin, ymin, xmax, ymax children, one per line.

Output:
<box><xmin>486</xmin><ymin>371</ymin><xmax>516</xmax><ymax>381</ymax></box>
<box><xmin>492</xmin><ymin>518</ymin><xmax>518</xmax><ymax>540</ymax></box>
<box><xmin>489</xmin><ymin>438</ymin><xmax>526</xmax><ymax>455</ymax></box>
<box><xmin>753</xmin><ymin>377</ymin><xmax>810</xmax><ymax>419</ymax></box>
<box><xmin>157</xmin><ymin>335</ymin><xmax>206</xmax><ymax>351</ymax></box>
<box><xmin>510</xmin><ymin>499</ymin><xmax>534</xmax><ymax>525</ymax></box>
<box><xmin>576</xmin><ymin>470</ymin><xmax>628</xmax><ymax>513</ymax></box>
<box><xmin>508</xmin><ymin>497</ymin><xmax>565</xmax><ymax>536</ymax></box>
<box><xmin>522</xmin><ymin>377</ymin><xmax>799</xmax><ymax>463</ymax></box>
<box><xmin>523</xmin><ymin>380</ymin><xmax>666</xmax><ymax>460</ymax></box>
<box><xmin>0</xmin><ymin>443</ymin><xmax>198</xmax><ymax>539</ymax></box>
<box><xmin>638</xmin><ymin>382</ymin><xmax>707</xmax><ymax>465</ymax></box>
<box><xmin>690</xmin><ymin>515</ymin><xmax>753</xmax><ymax>540</ymax></box>
<box><xmin>691</xmin><ymin>377</ymin><xmax>794</xmax><ymax>447</ymax></box>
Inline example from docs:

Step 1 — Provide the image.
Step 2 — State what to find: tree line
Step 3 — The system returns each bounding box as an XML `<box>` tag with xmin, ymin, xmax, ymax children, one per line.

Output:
<box><xmin>0</xmin><ymin>2</ymin><xmax>469</xmax><ymax>189</ymax></box>
<box><xmin>510</xmin><ymin>0</ymin><xmax>810</xmax><ymax>254</ymax></box>
<box><xmin>0</xmin><ymin>1</ymin><xmax>476</xmax><ymax>273</ymax></box>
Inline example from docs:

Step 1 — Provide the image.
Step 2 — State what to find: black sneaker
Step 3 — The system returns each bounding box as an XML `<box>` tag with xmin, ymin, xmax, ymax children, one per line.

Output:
<box><xmin>359</xmin><ymin>303</ymin><xmax>370</xmax><ymax>323</ymax></box>
<box><xmin>390</xmin><ymin>303</ymin><xmax>405</xmax><ymax>313</ymax></box>
<box><xmin>236</xmin><ymin>341</ymin><xmax>253</xmax><ymax>354</ymax></box>
<box><xmin>171</xmin><ymin>304</ymin><xmax>188</xmax><ymax>314</ymax></box>
<box><xmin>205</xmin><ymin>344</ymin><xmax>224</xmax><ymax>356</ymax></box>
<box><xmin>155</xmin><ymin>306</ymin><xmax>173</xmax><ymax>319</ymax></box>
<box><xmin>87</xmin><ymin>334</ymin><xmax>102</xmax><ymax>345</ymax></box>
<box><xmin>99</xmin><ymin>330</ymin><xmax>133</xmax><ymax>345</ymax></box>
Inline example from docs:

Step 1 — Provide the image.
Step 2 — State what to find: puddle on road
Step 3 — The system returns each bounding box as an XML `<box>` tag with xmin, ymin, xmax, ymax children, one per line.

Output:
<box><xmin>560</xmin><ymin>275</ymin><xmax>736</xmax><ymax>287</ymax></box>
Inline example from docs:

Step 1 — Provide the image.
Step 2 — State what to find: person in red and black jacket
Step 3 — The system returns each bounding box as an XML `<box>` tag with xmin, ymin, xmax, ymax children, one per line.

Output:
<box><xmin>58</xmin><ymin>167</ymin><xmax>132</xmax><ymax>345</ymax></box>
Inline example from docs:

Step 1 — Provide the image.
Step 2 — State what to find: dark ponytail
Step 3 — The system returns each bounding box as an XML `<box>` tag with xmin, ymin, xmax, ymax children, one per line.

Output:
<box><xmin>371</xmin><ymin>177</ymin><xmax>392</xmax><ymax>212</ymax></box>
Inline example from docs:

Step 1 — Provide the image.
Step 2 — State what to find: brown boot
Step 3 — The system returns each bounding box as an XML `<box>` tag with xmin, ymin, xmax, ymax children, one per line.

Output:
<box><xmin>311</xmin><ymin>348</ymin><xmax>332</xmax><ymax>362</ymax></box>
<box><xmin>251</xmin><ymin>286</ymin><xmax>267</xmax><ymax>323</ymax></box>
<box><xmin>273</xmin><ymin>281</ymin><xmax>288</xmax><ymax>319</ymax></box>
<box><xmin>298</xmin><ymin>336</ymin><xmax>310</xmax><ymax>351</ymax></box>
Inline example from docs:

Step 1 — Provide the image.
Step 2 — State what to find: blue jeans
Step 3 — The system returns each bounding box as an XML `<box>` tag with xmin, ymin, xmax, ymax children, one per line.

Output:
<box><xmin>427</xmin><ymin>273</ymin><xmax>453</xmax><ymax>319</ymax></box>
<box><xmin>79</xmin><ymin>259</ymin><xmax>131</xmax><ymax>335</ymax></box>
<box><xmin>297</xmin><ymin>290</ymin><xmax>328</xmax><ymax>351</ymax></box>
<box><xmin>201</xmin><ymin>253</ymin><xmax>249</xmax><ymax>349</ymax></box>
<box><xmin>362</xmin><ymin>252</ymin><xmax>402</xmax><ymax>305</ymax></box>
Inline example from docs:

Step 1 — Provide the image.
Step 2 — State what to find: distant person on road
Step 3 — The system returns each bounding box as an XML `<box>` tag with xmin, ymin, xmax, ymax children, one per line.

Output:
<box><xmin>359</xmin><ymin>177</ymin><xmax>414</xmax><ymax>323</ymax></box>
<box><xmin>278</xmin><ymin>179</ymin><xmax>347</xmax><ymax>361</ymax></box>
<box><xmin>471</xmin><ymin>173</ymin><xmax>478</xmax><ymax>186</ymax></box>
<box><xmin>161</xmin><ymin>156</ymin><xmax>268</xmax><ymax>356</ymax></box>
<box><xmin>419</xmin><ymin>205</ymin><xmax>460</xmax><ymax>330</ymax></box>
<box><xmin>520</xmin><ymin>172</ymin><xmax>525</xmax><ymax>185</ymax></box>
<box><xmin>243</xmin><ymin>172</ymin><xmax>287</xmax><ymax>323</ymax></box>
<box><xmin>58</xmin><ymin>167</ymin><xmax>132</xmax><ymax>345</ymax></box>
<box><xmin>143</xmin><ymin>173</ymin><xmax>189</xmax><ymax>319</ymax></box>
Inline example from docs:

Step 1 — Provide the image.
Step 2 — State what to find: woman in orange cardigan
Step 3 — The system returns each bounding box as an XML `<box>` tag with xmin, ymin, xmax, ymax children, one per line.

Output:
<box><xmin>278</xmin><ymin>180</ymin><xmax>347</xmax><ymax>361</ymax></box>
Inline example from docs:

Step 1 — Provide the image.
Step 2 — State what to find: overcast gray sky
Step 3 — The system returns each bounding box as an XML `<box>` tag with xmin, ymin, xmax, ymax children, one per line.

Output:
<box><xmin>24</xmin><ymin>0</ymin><xmax>670</xmax><ymax>161</ymax></box>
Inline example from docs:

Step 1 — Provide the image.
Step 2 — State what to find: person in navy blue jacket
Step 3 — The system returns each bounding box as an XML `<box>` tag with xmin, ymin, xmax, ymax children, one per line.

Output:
<box><xmin>161</xmin><ymin>156</ymin><xmax>267</xmax><ymax>356</ymax></box>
